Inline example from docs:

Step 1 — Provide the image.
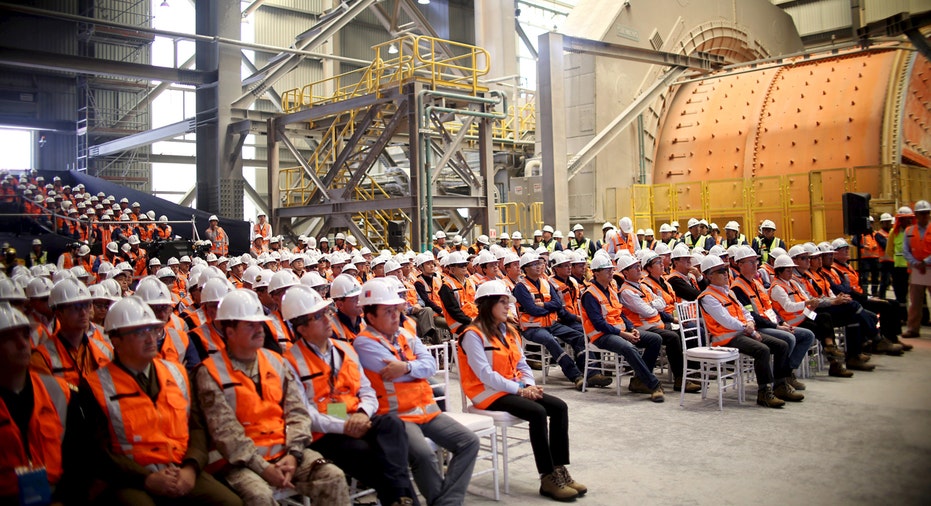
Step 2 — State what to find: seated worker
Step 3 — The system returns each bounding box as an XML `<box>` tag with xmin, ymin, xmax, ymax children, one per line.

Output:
<box><xmin>580</xmin><ymin>254</ymin><xmax>666</xmax><ymax>402</ymax></box>
<box><xmin>514</xmin><ymin>252</ymin><xmax>610</xmax><ymax>390</ymax></box>
<box><xmin>437</xmin><ymin>251</ymin><xmax>478</xmax><ymax>335</ymax></box>
<box><xmin>666</xmin><ymin>245</ymin><xmax>705</xmax><ymax>302</ymax></box>
<box><xmin>697</xmin><ymin>255</ymin><xmax>790</xmax><ymax>408</ymax></box>
<box><xmin>353</xmin><ymin>278</ymin><xmax>479</xmax><ymax>506</ymax></box>
<box><xmin>412</xmin><ymin>252</ymin><xmax>452</xmax><ymax>339</ymax></box>
<box><xmin>281</xmin><ymin>285</ymin><xmax>418</xmax><ymax>506</ymax></box>
<box><xmin>330</xmin><ymin>274</ymin><xmax>365</xmax><ymax>343</ymax></box>
<box><xmin>615</xmin><ymin>253</ymin><xmax>696</xmax><ymax>393</ymax></box>
<box><xmin>729</xmin><ymin>246</ymin><xmax>808</xmax><ymax>401</ymax></box>
<box><xmin>82</xmin><ymin>297</ymin><xmax>241</xmax><ymax>505</ymax></box>
<box><xmin>0</xmin><ymin>304</ymin><xmax>82</xmax><ymax>504</ymax></box>
<box><xmin>768</xmin><ymin>255</ymin><xmax>852</xmax><ymax>378</ymax></box>
<box><xmin>188</xmin><ymin>278</ymin><xmax>235</xmax><ymax>359</ymax></box>
<box><xmin>459</xmin><ymin>281</ymin><xmax>587</xmax><ymax>502</ymax></box>
<box><xmin>134</xmin><ymin>277</ymin><xmax>202</xmax><ymax>372</ymax></box>
<box><xmin>195</xmin><ymin>290</ymin><xmax>350</xmax><ymax>505</ymax></box>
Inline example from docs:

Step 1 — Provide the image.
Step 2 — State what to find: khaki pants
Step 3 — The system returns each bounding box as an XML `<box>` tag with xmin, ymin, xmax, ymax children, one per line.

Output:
<box><xmin>906</xmin><ymin>282</ymin><xmax>931</xmax><ymax>334</ymax></box>
<box><xmin>104</xmin><ymin>471</ymin><xmax>242</xmax><ymax>506</ymax></box>
<box><xmin>223</xmin><ymin>449</ymin><xmax>349</xmax><ymax>506</ymax></box>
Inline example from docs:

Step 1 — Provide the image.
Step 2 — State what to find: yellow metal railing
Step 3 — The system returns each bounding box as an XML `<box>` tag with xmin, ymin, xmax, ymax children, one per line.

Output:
<box><xmin>282</xmin><ymin>35</ymin><xmax>490</xmax><ymax>114</ymax></box>
<box><xmin>439</xmin><ymin>99</ymin><xmax>536</xmax><ymax>146</ymax></box>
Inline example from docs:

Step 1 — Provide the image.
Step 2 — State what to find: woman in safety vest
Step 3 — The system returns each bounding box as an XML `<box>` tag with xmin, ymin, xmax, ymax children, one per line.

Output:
<box><xmin>457</xmin><ymin>280</ymin><xmax>586</xmax><ymax>502</ymax></box>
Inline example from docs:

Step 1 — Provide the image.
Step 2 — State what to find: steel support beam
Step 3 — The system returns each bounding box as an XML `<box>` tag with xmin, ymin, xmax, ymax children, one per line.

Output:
<box><xmin>0</xmin><ymin>46</ymin><xmax>211</xmax><ymax>85</ymax></box>
<box><xmin>278</xmin><ymin>133</ymin><xmax>331</xmax><ymax>201</ymax></box>
<box><xmin>561</xmin><ymin>35</ymin><xmax>726</xmax><ymax>71</ymax></box>
<box><xmin>515</xmin><ymin>20</ymin><xmax>538</xmax><ymax>60</ymax></box>
<box><xmin>276</xmin><ymin>195</ymin><xmax>486</xmax><ymax>219</ymax></box>
<box><xmin>538</xmin><ymin>32</ymin><xmax>569</xmax><ymax>233</ymax></box>
<box><xmin>90</xmin><ymin>118</ymin><xmax>196</xmax><ymax>158</ymax></box>
<box><xmin>566</xmin><ymin>67</ymin><xmax>686</xmax><ymax>181</ymax></box>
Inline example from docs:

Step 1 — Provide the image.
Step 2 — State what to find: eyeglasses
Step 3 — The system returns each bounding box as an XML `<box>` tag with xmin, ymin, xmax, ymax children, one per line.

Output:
<box><xmin>63</xmin><ymin>302</ymin><xmax>91</xmax><ymax>312</ymax></box>
<box><xmin>121</xmin><ymin>326</ymin><xmax>161</xmax><ymax>339</ymax></box>
<box><xmin>308</xmin><ymin>308</ymin><xmax>333</xmax><ymax>322</ymax></box>
<box><xmin>709</xmin><ymin>269</ymin><xmax>728</xmax><ymax>276</ymax></box>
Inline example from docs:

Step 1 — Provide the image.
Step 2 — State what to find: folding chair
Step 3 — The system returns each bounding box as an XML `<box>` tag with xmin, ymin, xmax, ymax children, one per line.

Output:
<box><xmin>581</xmin><ymin>340</ymin><xmax>633</xmax><ymax>396</ymax></box>
<box><xmin>676</xmin><ymin>301</ymin><xmax>743</xmax><ymax>410</ymax></box>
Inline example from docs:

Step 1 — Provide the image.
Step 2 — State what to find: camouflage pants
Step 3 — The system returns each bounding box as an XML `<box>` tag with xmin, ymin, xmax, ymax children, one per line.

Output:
<box><xmin>223</xmin><ymin>448</ymin><xmax>350</xmax><ymax>506</ymax></box>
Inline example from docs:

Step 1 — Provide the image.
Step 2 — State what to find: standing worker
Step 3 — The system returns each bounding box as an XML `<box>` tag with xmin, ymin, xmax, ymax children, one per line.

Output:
<box><xmin>902</xmin><ymin>200</ymin><xmax>931</xmax><ymax>337</ymax></box>
<box><xmin>204</xmin><ymin>215</ymin><xmax>229</xmax><ymax>257</ymax></box>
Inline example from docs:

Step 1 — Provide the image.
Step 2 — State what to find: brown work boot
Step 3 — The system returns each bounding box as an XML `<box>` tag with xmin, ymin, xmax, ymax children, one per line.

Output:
<box><xmin>756</xmin><ymin>385</ymin><xmax>785</xmax><ymax>408</ymax></box>
<box><xmin>585</xmin><ymin>373</ymin><xmax>613</xmax><ymax>388</ymax></box>
<box><xmin>876</xmin><ymin>338</ymin><xmax>904</xmax><ymax>356</ymax></box>
<box><xmin>828</xmin><ymin>361</ymin><xmax>854</xmax><ymax>378</ymax></box>
<box><xmin>650</xmin><ymin>384</ymin><xmax>665</xmax><ymax>403</ymax></box>
<box><xmin>674</xmin><ymin>377</ymin><xmax>701</xmax><ymax>393</ymax></box>
<box><xmin>628</xmin><ymin>376</ymin><xmax>652</xmax><ymax>394</ymax></box>
<box><xmin>786</xmin><ymin>373</ymin><xmax>806</xmax><ymax>391</ymax></box>
<box><xmin>540</xmin><ymin>471</ymin><xmax>578</xmax><ymax>502</ymax></box>
<box><xmin>893</xmin><ymin>338</ymin><xmax>914</xmax><ymax>351</ymax></box>
<box><xmin>846</xmin><ymin>357</ymin><xmax>875</xmax><ymax>371</ymax></box>
<box><xmin>774</xmin><ymin>382</ymin><xmax>804</xmax><ymax>402</ymax></box>
<box><xmin>823</xmin><ymin>344</ymin><xmax>846</xmax><ymax>359</ymax></box>
<box><xmin>555</xmin><ymin>466</ymin><xmax>587</xmax><ymax>496</ymax></box>
<box><xmin>573</xmin><ymin>376</ymin><xmax>585</xmax><ymax>391</ymax></box>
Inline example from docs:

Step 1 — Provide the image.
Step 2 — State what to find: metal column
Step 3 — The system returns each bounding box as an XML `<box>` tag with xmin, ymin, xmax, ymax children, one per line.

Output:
<box><xmin>537</xmin><ymin>32</ymin><xmax>569</xmax><ymax>233</ymax></box>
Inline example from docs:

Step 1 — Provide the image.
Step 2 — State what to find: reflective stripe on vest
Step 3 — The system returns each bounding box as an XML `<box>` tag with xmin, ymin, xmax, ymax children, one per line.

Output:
<box><xmin>550</xmin><ymin>276</ymin><xmax>580</xmax><ymax>317</ymax></box>
<box><xmin>91</xmin><ymin>360</ymin><xmax>189</xmax><ymax>471</ymax></box>
<box><xmin>580</xmin><ymin>283</ymin><xmax>624</xmax><ymax>343</ymax></box>
<box><xmin>906</xmin><ymin>224</ymin><xmax>931</xmax><ymax>262</ymax></box>
<box><xmin>518</xmin><ymin>278</ymin><xmax>556</xmax><ymax>330</ymax></box>
<box><xmin>160</xmin><ymin>326</ymin><xmax>189</xmax><ymax>366</ymax></box>
<box><xmin>286</xmin><ymin>339</ymin><xmax>362</xmax><ymax>441</ymax></box>
<box><xmin>768</xmin><ymin>278</ymin><xmax>806</xmax><ymax>326</ymax></box>
<box><xmin>457</xmin><ymin>325</ymin><xmax>522</xmax><ymax>409</ymax></box>
<box><xmin>41</xmin><ymin>332</ymin><xmax>113</xmax><ymax>387</ymax></box>
<box><xmin>619</xmin><ymin>282</ymin><xmax>662</xmax><ymax>328</ymax></box>
<box><xmin>642</xmin><ymin>276</ymin><xmax>675</xmax><ymax>314</ymax></box>
<box><xmin>698</xmin><ymin>286</ymin><xmax>746</xmax><ymax>346</ymax></box>
<box><xmin>442</xmin><ymin>276</ymin><xmax>477</xmax><ymax>333</ymax></box>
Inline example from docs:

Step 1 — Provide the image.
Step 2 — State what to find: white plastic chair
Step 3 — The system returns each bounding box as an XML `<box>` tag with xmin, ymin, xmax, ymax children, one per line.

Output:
<box><xmin>676</xmin><ymin>301</ymin><xmax>743</xmax><ymax>410</ymax></box>
<box><xmin>581</xmin><ymin>340</ymin><xmax>633</xmax><ymax>396</ymax></box>
<box><xmin>521</xmin><ymin>339</ymin><xmax>551</xmax><ymax>384</ymax></box>
<box><xmin>426</xmin><ymin>342</ymin><xmax>501</xmax><ymax>500</ymax></box>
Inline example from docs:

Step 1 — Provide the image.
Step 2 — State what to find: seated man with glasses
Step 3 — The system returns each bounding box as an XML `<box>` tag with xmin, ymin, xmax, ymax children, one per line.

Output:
<box><xmin>282</xmin><ymin>285</ymin><xmax>418</xmax><ymax>506</ymax></box>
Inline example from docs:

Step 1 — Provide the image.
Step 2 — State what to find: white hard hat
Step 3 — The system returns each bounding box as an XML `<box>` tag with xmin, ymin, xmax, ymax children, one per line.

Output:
<box><xmin>69</xmin><ymin>266</ymin><xmax>89</xmax><ymax>280</ymax></box>
<box><xmin>208</xmin><ymin>215</ymin><xmax>219</xmax><ymax>222</ymax></box>
<box><xmin>216</xmin><ymin>289</ymin><xmax>271</xmax><ymax>322</ymax></box>
<box><xmin>228</xmin><ymin>256</ymin><xmax>243</xmax><ymax>269</ymax></box>
<box><xmin>477</xmin><ymin>234</ymin><xmax>490</xmax><ymax>245</ymax></box>
<box><xmin>148</xmin><ymin>258</ymin><xmax>161</xmax><ymax>267</ymax></box>
<box><xmin>503</xmin><ymin>252</ymin><xmax>520</xmax><ymax>265</ymax></box>
<box><xmin>206</xmin><ymin>253</ymin><xmax>218</xmax><ymax>263</ymax></box>
<box><xmin>281</xmin><ymin>285</ymin><xmax>330</xmax><ymax>321</ymax></box>
<box><xmin>761</xmin><ymin>219</ymin><xmax>776</xmax><ymax>230</ymax></box>
<box><xmin>618</xmin><ymin>217</ymin><xmax>633</xmax><ymax>234</ymax></box>
<box><xmin>879</xmin><ymin>213</ymin><xmax>894</xmax><ymax>222</ymax></box>
<box><xmin>0</xmin><ymin>279</ymin><xmax>26</xmax><ymax>302</ymax></box>
<box><xmin>615</xmin><ymin>254</ymin><xmax>638</xmax><ymax>271</ymax></box>
<box><xmin>242</xmin><ymin>265</ymin><xmax>263</xmax><ymax>286</ymax></box>
<box><xmin>817</xmin><ymin>242</ymin><xmax>834</xmax><ymax>254</ymax></box>
<box><xmin>252</xmin><ymin>269</ymin><xmax>275</xmax><ymax>290</ymax></box>
<box><xmin>519</xmin><ymin>252</ymin><xmax>541</xmax><ymax>269</ymax></box>
<box><xmin>32</xmin><ymin>238</ymin><xmax>42</xmax><ymax>246</ymax></box>
<box><xmin>533</xmin><ymin>229</ymin><xmax>542</xmax><ymax>237</ymax></box>
<box><xmin>446</xmin><ymin>251</ymin><xmax>469</xmax><ymax>266</ymax></box>
<box><xmin>0</xmin><ymin>303</ymin><xmax>30</xmax><ymax>332</ymax></box>
<box><xmin>787</xmin><ymin>245</ymin><xmax>809</xmax><ymax>258</ymax></box>
<box><xmin>25</xmin><ymin>277</ymin><xmax>54</xmax><ymax>299</ymax></box>
<box><xmin>804</xmin><ymin>243</ymin><xmax>822</xmax><ymax>256</ymax></box>
<box><xmin>217</xmin><ymin>256</ymin><xmax>229</xmax><ymax>264</ymax></box>
<box><xmin>572</xmin><ymin>224</ymin><xmax>584</xmax><ymax>232</ymax></box>
<box><xmin>156</xmin><ymin>267</ymin><xmax>176</xmax><ymax>279</ymax></box>
<box><xmin>331</xmin><ymin>274</ymin><xmax>362</xmax><ymax>299</ymax></box>
<box><xmin>553</xmin><ymin>230</ymin><xmax>563</xmax><ymax>239</ymax></box>
<box><xmin>831</xmin><ymin>238</ymin><xmax>850</xmax><ymax>250</ymax></box>
<box><xmin>128</xmin><ymin>235</ymin><xmax>140</xmax><ymax>245</ymax></box>
<box><xmin>500</xmin><ymin>232</ymin><xmax>510</xmax><ymax>240</ymax></box>
<box><xmin>644</xmin><ymin>228</ymin><xmax>655</xmax><ymax>236</ymax></box>
<box><xmin>452</xmin><ymin>235</ymin><xmax>463</xmax><ymax>246</ymax></box>
<box><xmin>725</xmin><ymin>245</ymin><xmax>740</xmax><ymax>258</ymax></box>
<box><xmin>345</xmin><ymin>236</ymin><xmax>357</xmax><ymax>247</ymax></box>
<box><xmin>201</xmin><ymin>277</ymin><xmax>234</xmax><ymax>303</ymax></box>
<box><xmin>710</xmin><ymin>223</ymin><xmax>719</xmax><ymax>231</ymax></box>
<box><xmin>476</xmin><ymin>250</ymin><xmax>497</xmax><ymax>265</ymax></box>
<box><xmin>700</xmin><ymin>255</ymin><xmax>726</xmax><ymax>273</ymax></box>
<box><xmin>474</xmin><ymin>279</ymin><xmax>515</xmax><ymax>303</ymax></box>
<box><xmin>590</xmin><ymin>254</ymin><xmax>613</xmax><ymax>271</ymax></box>
<box><xmin>301</xmin><ymin>271</ymin><xmax>328</xmax><ymax>289</ymax></box>
<box><xmin>542</xmin><ymin>225</ymin><xmax>554</xmax><ymax>234</ymax></box>
<box><xmin>687</xmin><ymin>218</ymin><xmax>700</xmax><ymax>228</ymax></box>
<box><xmin>897</xmin><ymin>206</ymin><xmax>914</xmax><ymax>217</ymax></box>
<box><xmin>413</xmin><ymin>251</ymin><xmax>434</xmax><ymax>267</ymax></box>
<box><xmin>733</xmin><ymin>245</ymin><xmax>758</xmax><ymax>262</ymax></box>
<box><xmin>49</xmin><ymin>278</ymin><xmax>92</xmax><ymax>309</ymax></box>
<box><xmin>914</xmin><ymin>200</ymin><xmax>931</xmax><ymax>212</ymax></box>
<box><xmin>654</xmin><ymin>242</ymin><xmax>671</xmax><ymax>256</ymax></box>
<box><xmin>269</xmin><ymin>270</ymin><xmax>300</xmax><ymax>293</ymax></box>
<box><xmin>358</xmin><ymin>278</ymin><xmax>405</xmax><ymax>306</ymax></box>
<box><xmin>640</xmin><ymin>250</ymin><xmax>661</xmax><ymax>268</ymax></box>
<box><xmin>104</xmin><ymin>296</ymin><xmax>164</xmax><ymax>333</ymax></box>
<box><xmin>636</xmin><ymin>229</ymin><xmax>645</xmax><ymax>235</ymax></box>
<box><xmin>670</xmin><ymin>245</ymin><xmax>692</xmax><ymax>259</ymax></box>
<box><xmin>770</xmin><ymin>247</ymin><xmax>787</xmax><ymax>259</ymax></box>
<box><xmin>725</xmin><ymin>221</ymin><xmax>740</xmax><ymax>232</ymax></box>
<box><xmin>434</xmin><ymin>230</ymin><xmax>447</xmax><ymax>239</ymax></box>
<box><xmin>535</xmin><ymin>245</ymin><xmax>548</xmax><ymax>255</ymax></box>
<box><xmin>135</xmin><ymin>277</ymin><xmax>174</xmax><ymax>306</ymax></box>
<box><xmin>512</xmin><ymin>231</ymin><xmax>523</xmax><ymax>240</ymax></box>
<box><xmin>774</xmin><ymin>255</ymin><xmax>797</xmax><ymax>269</ymax></box>
<box><xmin>659</xmin><ymin>223</ymin><xmax>673</xmax><ymax>233</ymax></box>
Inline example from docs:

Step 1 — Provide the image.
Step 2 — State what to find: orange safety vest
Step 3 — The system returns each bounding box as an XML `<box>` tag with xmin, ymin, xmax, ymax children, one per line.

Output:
<box><xmin>442</xmin><ymin>275</ymin><xmax>477</xmax><ymax>333</ymax></box>
<box><xmin>698</xmin><ymin>285</ymin><xmax>747</xmax><ymax>346</ymax></box>
<box><xmin>160</xmin><ymin>317</ymin><xmax>191</xmax><ymax>366</ymax></box>
<box><xmin>768</xmin><ymin>277</ymin><xmax>807</xmax><ymax>326</ymax></box>
<box><xmin>642</xmin><ymin>275</ymin><xmax>676</xmax><ymax>315</ymax></box>
<box><xmin>34</xmin><ymin>332</ymin><xmax>113</xmax><ymax>388</ymax></box>
<box><xmin>580</xmin><ymin>282</ymin><xmax>624</xmax><ymax>343</ymax></box>
<box><xmin>667</xmin><ymin>270</ymin><xmax>699</xmax><ymax>303</ymax></box>
<box><xmin>266</xmin><ymin>311</ymin><xmax>292</xmax><ymax>353</ymax></box>
<box><xmin>517</xmin><ymin>278</ymin><xmax>556</xmax><ymax>330</ymax></box>
<box><xmin>859</xmin><ymin>232</ymin><xmax>882</xmax><ymax>259</ymax></box>
<box><xmin>832</xmin><ymin>262</ymin><xmax>862</xmax><ymax>294</ymax></box>
<box><xmin>201</xmin><ymin>349</ymin><xmax>288</xmax><ymax>462</ymax></box>
<box><xmin>181</xmin><ymin>306</ymin><xmax>206</xmax><ymax>330</ymax></box>
<box><xmin>355</xmin><ymin>327</ymin><xmax>441</xmax><ymax>424</ymax></box>
<box><xmin>905</xmin><ymin>224</ymin><xmax>931</xmax><ymax>262</ymax></box>
<box><xmin>210</xmin><ymin>228</ymin><xmax>229</xmax><ymax>256</ymax></box>
<box><xmin>254</xmin><ymin>222</ymin><xmax>271</xmax><ymax>243</ymax></box>
<box><xmin>331</xmin><ymin>315</ymin><xmax>363</xmax><ymax>343</ymax></box>
<box><xmin>190</xmin><ymin>322</ymin><xmax>225</xmax><ymax>357</ymax></box>
<box><xmin>458</xmin><ymin>324</ymin><xmax>523</xmax><ymax>409</ymax></box>
<box><xmin>550</xmin><ymin>275</ymin><xmax>581</xmax><ymax>318</ymax></box>
<box><xmin>403</xmin><ymin>278</ymin><xmax>419</xmax><ymax>308</ymax></box>
<box><xmin>285</xmin><ymin>338</ymin><xmax>362</xmax><ymax>441</ymax></box>
<box><xmin>0</xmin><ymin>372</ymin><xmax>70</xmax><ymax>497</ymax></box>
<box><xmin>416</xmin><ymin>274</ymin><xmax>443</xmax><ymax>309</ymax></box>
<box><xmin>730</xmin><ymin>275</ymin><xmax>774</xmax><ymax>314</ymax></box>
<box><xmin>618</xmin><ymin>281</ymin><xmax>662</xmax><ymax>328</ymax></box>
<box><xmin>86</xmin><ymin>359</ymin><xmax>190</xmax><ymax>470</ymax></box>
<box><xmin>877</xmin><ymin>229</ymin><xmax>892</xmax><ymax>262</ymax></box>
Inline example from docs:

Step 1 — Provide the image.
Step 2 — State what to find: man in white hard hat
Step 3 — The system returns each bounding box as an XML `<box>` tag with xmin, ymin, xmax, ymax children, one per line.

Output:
<box><xmin>541</xmin><ymin>225</ymin><xmax>562</xmax><ymax>252</ymax></box>
<box><xmin>431</xmin><ymin>230</ymin><xmax>448</xmax><ymax>257</ymax></box>
<box><xmin>902</xmin><ymin>200</ymin><xmax>931</xmax><ymax>337</ymax></box>
<box><xmin>437</xmin><ymin>251</ymin><xmax>478</xmax><ymax>336</ymax></box>
<box><xmin>752</xmin><ymin>219</ymin><xmax>785</xmax><ymax>264</ymax></box>
<box><xmin>204</xmin><ymin>215</ymin><xmax>228</xmax><ymax>257</ymax></box>
<box><xmin>497</xmin><ymin>232</ymin><xmax>511</xmax><ymax>249</ymax></box>
<box><xmin>136</xmin><ymin>276</ymin><xmax>201</xmax><ymax>371</ymax></box>
<box><xmin>641</xmin><ymin>228</ymin><xmax>656</xmax><ymax>250</ymax></box>
<box><xmin>253</xmin><ymin>211</ymin><xmax>272</xmax><ymax>249</ymax></box>
<box><xmin>281</xmin><ymin>285</ymin><xmax>418</xmax><ymax>506</ymax></box>
<box><xmin>353</xmin><ymin>278</ymin><xmax>479</xmax><ymax>506</ymax></box>
<box><xmin>27</xmin><ymin>238</ymin><xmax>48</xmax><ymax>267</ymax></box>
<box><xmin>876</xmin><ymin>212</ymin><xmax>895</xmax><ymax>296</ymax></box>
<box><xmin>567</xmin><ymin>224</ymin><xmax>598</xmax><ymax>259</ymax></box>
<box><xmin>80</xmin><ymin>296</ymin><xmax>241</xmax><ymax>504</ymax></box>
<box><xmin>721</xmin><ymin>221</ymin><xmax>747</xmax><ymax>248</ymax></box>
<box><xmin>196</xmin><ymin>290</ymin><xmax>350</xmax><ymax>504</ymax></box>
<box><xmin>851</xmin><ymin>216</ymin><xmax>884</xmax><ymax>297</ymax></box>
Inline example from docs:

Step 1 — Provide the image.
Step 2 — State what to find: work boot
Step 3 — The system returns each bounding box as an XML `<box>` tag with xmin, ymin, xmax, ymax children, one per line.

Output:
<box><xmin>858</xmin><ymin>353</ymin><xmax>871</xmax><ymax>362</ymax></box>
<box><xmin>823</xmin><ymin>344</ymin><xmax>846</xmax><ymax>359</ymax></box>
<box><xmin>555</xmin><ymin>466</ymin><xmax>587</xmax><ymax>496</ymax></box>
<box><xmin>774</xmin><ymin>382</ymin><xmax>804</xmax><ymax>402</ymax></box>
<box><xmin>756</xmin><ymin>385</ymin><xmax>785</xmax><ymax>408</ymax></box>
<box><xmin>627</xmin><ymin>376</ymin><xmax>652</xmax><ymax>394</ymax></box>
<box><xmin>892</xmin><ymin>338</ymin><xmax>914</xmax><ymax>351</ymax></box>
<box><xmin>573</xmin><ymin>376</ymin><xmax>585</xmax><ymax>391</ymax></box>
<box><xmin>875</xmin><ymin>338</ymin><xmax>904</xmax><ymax>356</ymax></box>
<box><xmin>539</xmin><ymin>472</ymin><xmax>578</xmax><ymax>502</ymax></box>
<box><xmin>674</xmin><ymin>377</ymin><xmax>701</xmax><ymax>393</ymax></box>
<box><xmin>900</xmin><ymin>330</ymin><xmax>921</xmax><ymax>338</ymax></box>
<box><xmin>585</xmin><ymin>373</ymin><xmax>613</xmax><ymax>388</ymax></box>
<box><xmin>846</xmin><ymin>357</ymin><xmax>875</xmax><ymax>371</ymax></box>
<box><xmin>650</xmin><ymin>384</ymin><xmax>665</xmax><ymax>403</ymax></box>
<box><xmin>828</xmin><ymin>361</ymin><xmax>854</xmax><ymax>378</ymax></box>
<box><xmin>786</xmin><ymin>373</ymin><xmax>806</xmax><ymax>391</ymax></box>
<box><xmin>527</xmin><ymin>359</ymin><xmax>543</xmax><ymax>370</ymax></box>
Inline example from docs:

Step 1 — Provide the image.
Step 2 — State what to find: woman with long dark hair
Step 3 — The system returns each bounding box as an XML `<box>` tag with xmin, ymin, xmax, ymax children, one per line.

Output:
<box><xmin>457</xmin><ymin>280</ymin><xmax>585</xmax><ymax>502</ymax></box>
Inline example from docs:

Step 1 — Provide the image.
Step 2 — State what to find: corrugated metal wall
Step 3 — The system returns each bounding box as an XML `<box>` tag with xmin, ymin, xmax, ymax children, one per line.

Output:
<box><xmin>776</xmin><ymin>0</ymin><xmax>852</xmax><ymax>37</ymax></box>
<box><xmin>864</xmin><ymin>0</ymin><xmax>930</xmax><ymax>22</ymax></box>
<box><xmin>254</xmin><ymin>3</ymin><xmax>325</xmax><ymax>105</ymax></box>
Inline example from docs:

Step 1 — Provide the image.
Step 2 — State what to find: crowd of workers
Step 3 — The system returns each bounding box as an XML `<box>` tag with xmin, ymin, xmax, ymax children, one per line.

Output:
<box><xmin>2</xmin><ymin>167</ymin><xmax>930</xmax><ymax>505</ymax></box>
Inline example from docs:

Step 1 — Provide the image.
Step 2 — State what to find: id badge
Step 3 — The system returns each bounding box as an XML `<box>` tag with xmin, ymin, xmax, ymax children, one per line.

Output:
<box><xmin>16</xmin><ymin>465</ymin><xmax>51</xmax><ymax>506</ymax></box>
<box><xmin>327</xmin><ymin>402</ymin><xmax>348</xmax><ymax>420</ymax></box>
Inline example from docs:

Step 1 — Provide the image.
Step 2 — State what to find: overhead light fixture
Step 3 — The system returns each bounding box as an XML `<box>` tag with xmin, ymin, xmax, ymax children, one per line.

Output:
<box><xmin>418</xmin><ymin>0</ymin><xmax>430</xmax><ymax>4</ymax></box>
<box><xmin>160</xmin><ymin>0</ymin><xmax>169</xmax><ymax>7</ymax></box>
<box><xmin>388</xmin><ymin>43</ymin><xmax>398</xmax><ymax>54</ymax></box>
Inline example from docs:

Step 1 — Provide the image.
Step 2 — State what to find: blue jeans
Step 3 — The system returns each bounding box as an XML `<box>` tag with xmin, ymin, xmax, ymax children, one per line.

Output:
<box><xmin>592</xmin><ymin>332</ymin><xmax>662</xmax><ymax>389</ymax></box>
<box><xmin>523</xmin><ymin>322</ymin><xmax>587</xmax><ymax>381</ymax></box>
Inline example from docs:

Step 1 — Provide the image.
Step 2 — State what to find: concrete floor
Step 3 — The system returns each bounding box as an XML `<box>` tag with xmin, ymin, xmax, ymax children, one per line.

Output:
<box><xmin>455</xmin><ymin>328</ymin><xmax>931</xmax><ymax>506</ymax></box>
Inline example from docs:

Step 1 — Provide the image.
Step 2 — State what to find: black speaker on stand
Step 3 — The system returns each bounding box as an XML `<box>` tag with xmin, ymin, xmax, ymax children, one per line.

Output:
<box><xmin>387</xmin><ymin>220</ymin><xmax>407</xmax><ymax>250</ymax></box>
<box><xmin>842</xmin><ymin>192</ymin><xmax>872</xmax><ymax>236</ymax></box>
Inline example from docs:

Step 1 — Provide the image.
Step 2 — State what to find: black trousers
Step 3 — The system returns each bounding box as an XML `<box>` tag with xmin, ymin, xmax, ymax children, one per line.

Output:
<box><xmin>879</xmin><ymin>261</ymin><xmax>894</xmax><ymax>298</ymax></box>
<box><xmin>311</xmin><ymin>414</ymin><xmax>418</xmax><ymax>506</ymax></box>
<box><xmin>649</xmin><ymin>325</ymin><xmax>685</xmax><ymax>379</ymax></box>
<box><xmin>799</xmin><ymin>312</ymin><xmax>835</xmax><ymax>342</ymax></box>
<box><xmin>725</xmin><ymin>334</ymin><xmax>789</xmax><ymax>386</ymax></box>
<box><xmin>893</xmin><ymin>267</ymin><xmax>910</xmax><ymax>305</ymax></box>
<box><xmin>486</xmin><ymin>392</ymin><xmax>569</xmax><ymax>476</ymax></box>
